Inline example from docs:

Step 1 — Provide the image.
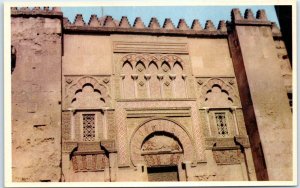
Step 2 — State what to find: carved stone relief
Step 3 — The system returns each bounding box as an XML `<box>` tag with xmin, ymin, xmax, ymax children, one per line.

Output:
<box><xmin>63</xmin><ymin>76</ymin><xmax>111</xmax><ymax>110</ymax></box>
<box><xmin>196</xmin><ymin>77</ymin><xmax>240</xmax><ymax>107</ymax></box>
<box><xmin>212</xmin><ymin>149</ymin><xmax>242</xmax><ymax>164</ymax></box>
<box><xmin>130</xmin><ymin>118</ymin><xmax>195</xmax><ymax>166</ymax></box>
<box><xmin>115</xmin><ymin>100</ymin><xmax>204</xmax><ymax>166</ymax></box>
<box><xmin>72</xmin><ymin>153</ymin><xmax>109</xmax><ymax>172</ymax></box>
<box><xmin>118</xmin><ymin>54</ymin><xmax>190</xmax><ymax>99</ymax></box>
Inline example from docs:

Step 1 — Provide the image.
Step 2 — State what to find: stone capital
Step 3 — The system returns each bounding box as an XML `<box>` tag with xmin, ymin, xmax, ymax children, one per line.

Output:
<box><xmin>131</xmin><ymin>74</ymin><xmax>138</xmax><ymax>80</ymax></box>
<box><xmin>144</xmin><ymin>74</ymin><xmax>151</xmax><ymax>80</ymax></box>
<box><xmin>157</xmin><ymin>74</ymin><xmax>164</xmax><ymax>80</ymax></box>
<box><xmin>169</xmin><ymin>74</ymin><xmax>176</xmax><ymax>80</ymax></box>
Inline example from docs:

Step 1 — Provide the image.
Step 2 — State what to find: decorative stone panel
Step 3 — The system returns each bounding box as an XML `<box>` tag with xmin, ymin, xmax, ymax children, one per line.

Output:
<box><xmin>212</xmin><ymin>149</ymin><xmax>242</xmax><ymax>164</ymax></box>
<box><xmin>130</xmin><ymin>118</ymin><xmax>194</xmax><ymax>166</ymax></box>
<box><xmin>63</xmin><ymin>75</ymin><xmax>111</xmax><ymax>110</ymax></box>
<box><xmin>62</xmin><ymin>111</ymin><xmax>71</xmax><ymax>141</ymax></box>
<box><xmin>115</xmin><ymin>100</ymin><xmax>204</xmax><ymax>166</ymax></box>
<box><xmin>196</xmin><ymin>77</ymin><xmax>241</xmax><ymax>108</ymax></box>
<box><xmin>72</xmin><ymin>153</ymin><xmax>109</xmax><ymax>172</ymax></box>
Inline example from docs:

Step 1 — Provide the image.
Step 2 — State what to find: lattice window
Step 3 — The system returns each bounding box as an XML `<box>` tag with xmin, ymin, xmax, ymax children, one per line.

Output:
<box><xmin>83</xmin><ymin>114</ymin><xmax>95</xmax><ymax>141</ymax></box>
<box><xmin>215</xmin><ymin>112</ymin><xmax>228</xmax><ymax>137</ymax></box>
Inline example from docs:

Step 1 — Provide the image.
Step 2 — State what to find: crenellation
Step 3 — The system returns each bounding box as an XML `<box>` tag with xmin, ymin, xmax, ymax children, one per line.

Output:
<box><xmin>177</xmin><ymin>19</ymin><xmax>189</xmax><ymax>30</ymax></box>
<box><xmin>256</xmin><ymin>9</ymin><xmax>267</xmax><ymax>21</ymax></box>
<box><xmin>148</xmin><ymin>17</ymin><xmax>160</xmax><ymax>29</ymax></box>
<box><xmin>191</xmin><ymin>19</ymin><xmax>202</xmax><ymax>31</ymax></box>
<box><xmin>11</xmin><ymin>7</ymin><xmax>63</xmax><ymax>17</ymax></box>
<box><xmin>244</xmin><ymin>9</ymin><xmax>255</xmax><ymax>20</ymax></box>
<box><xmin>162</xmin><ymin>18</ymin><xmax>175</xmax><ymax>30</ymax></box>
<box><xmin>32</xmin><ymin>7</ymin><xmax>41</xmax><ymax>11</ymax></box>
<box><xmin>133</xmin><ymin>17</ymin><xmax>145</xmax><ymax>29</ymax></box>
<box><xmin>104</xmin><ymin>16</ymin><xmax>117</xmax><ymax>27</ymax></box>
<box><xmin>231</xmin><ymin>8</ymin><xmax>243</xmax><ymax>21</ymax></box>
<box><xmin>43</xmin><ymin>7</ymin><xmax>50</xmax><ymax>11</ymax></box>
<box><xmin>88</xmin><ymin>14</ymin><xmax>101</xmax><ymax>27</ymax></box>
<box><xmin>217</xmin><ymin>20</ymin><xmax>227</xmax><ymax>32</ymax></box>
<box><xmin>74</xmin><ymin>14</ymin><xmax>85</xmax><ymax>26</ymax></box>
<box><xmin>204</xmin><ymin>20</ymin><xmax>216</xmax><ymax>31</ymax></box>
<box><xmin>119</xmin><ymin>16</ymin><xmax>131</xmax><ymax>28</ymax></box>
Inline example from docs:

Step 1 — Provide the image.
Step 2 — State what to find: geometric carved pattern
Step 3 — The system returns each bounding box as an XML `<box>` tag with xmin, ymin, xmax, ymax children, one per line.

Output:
<box><xmin>212</xmin><ymin>149</ymin><xmax>241</xmax><ymax>164</ymax></box>
<box><xmin>116</xmin><ymin>100</ymin><xmax>205</xmax><ymax>166</ymax></box>
<box><xmin>82</xmin><ymin>114</ymin><xmax>96</xmax><ymax>141</ymax></box>
<box><xmin>130</xmin><ymin>118</ymin><xmax>195</xmax><ymax>166</ymax></box>
<box><xmin>72</xmin><ymin>153</ymin><xmax>108</xmax><ymax>172</ymax></box>
<box><xmin>143</xmin><ymin>153</ymin><xmax>182</xmax><ymax>167</ymax></box>
<box><xmin>62</xmin><ymin>111</ymin><xmax>71</xmax><ymax>141</ymax></box>
<box><xmin>215</xmin><ymin>112</ymin><xmax>229</xmax><ymax>137</ymax></box>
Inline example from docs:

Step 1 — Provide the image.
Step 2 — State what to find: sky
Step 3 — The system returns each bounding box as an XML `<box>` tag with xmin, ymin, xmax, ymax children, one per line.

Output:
<box><xmin>61</xmin><ymin>6</ymin><xmax>279</xmax><ymax>28</ymax></box>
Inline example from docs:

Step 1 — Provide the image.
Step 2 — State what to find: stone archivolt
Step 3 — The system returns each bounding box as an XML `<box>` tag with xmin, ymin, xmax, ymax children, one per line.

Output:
<box><xmin>130</xmin><ymin>118</ymin><xmax>196</xmax><ymax>167</ymax></box>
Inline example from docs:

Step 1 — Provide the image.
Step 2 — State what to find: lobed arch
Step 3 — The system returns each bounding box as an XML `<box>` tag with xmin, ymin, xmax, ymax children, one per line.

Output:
<box><xmin>120</xmin><ymin>53</ymin><xmax>185</xmax><ymax>71</ymax></box>
<box><xmin>130</xmin><ymin>118</ymin><xmax>196</xmax><ymax>166</ymax></box>
<box><xmin>200</xmin><ymin>78</ymin><xmax>239</xmax><ymax>106</ymax></box>
<box><xmin>122</xmin><ymin>60</ymin><xmax>133</xmax><ymax>70</ymax></box>
<box><xmin>66</xmin><ymin>76</ymin><xmax>110</xmax><ymax>108</ymax></box>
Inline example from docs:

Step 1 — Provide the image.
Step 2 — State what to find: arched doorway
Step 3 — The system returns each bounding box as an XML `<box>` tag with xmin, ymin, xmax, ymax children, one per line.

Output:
<box><xmin>130</xmin><ymin>118</ymin><xmax>196</xmax><ymax>181</ymax></box>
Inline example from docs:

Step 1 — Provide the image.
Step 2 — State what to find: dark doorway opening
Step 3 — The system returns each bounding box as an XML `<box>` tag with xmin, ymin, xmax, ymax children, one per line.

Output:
<box><xmin>147</xmin><ymin>166</ymin><xmax>179</xmax><ymax>181</ymax></box>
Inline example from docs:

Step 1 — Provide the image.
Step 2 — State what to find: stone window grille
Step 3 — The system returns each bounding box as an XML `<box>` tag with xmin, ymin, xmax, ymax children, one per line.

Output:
<box><xmin>215</xmin><ymin>112</ymin><xmax>228</xmax><ymax>137</ymax></box>
<box><xmin>82</xmin><ymin>114</ymin><xmax>95</xmax><ymax>141</ymax></box>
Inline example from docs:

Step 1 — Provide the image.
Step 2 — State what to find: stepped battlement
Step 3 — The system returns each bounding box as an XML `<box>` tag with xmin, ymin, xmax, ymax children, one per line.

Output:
<box><xmin>11</xmin><ymin>7</ymin><xmax>281</xmax><ymax>37</ymax></box>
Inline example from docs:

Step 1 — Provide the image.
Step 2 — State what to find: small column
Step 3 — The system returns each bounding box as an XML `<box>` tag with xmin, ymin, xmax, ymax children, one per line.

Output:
<box><xmin>245</xmin><ymin>148</ymin><xmax>257</xmax><ymax>180</ymax></box>
<box><xmin>120</xmin><ymin>74</ymin><xmax>125</xmax><ymax>99</ymax></box>
<box><xmin>62</xmin><ymin>153</ymin><xmax>71</xmax><ymax>181</ymax></box>
<box><xmin>177</xmin><ymin>162</ymin><xmax>187</xmax><ymax>181</ymax></box>
<box><xmin>231</xmin><ymin>106</ymin><xmax>239</xmax><ymax>136</ymax></box>
<box><xmin>182</xmin><ymin>74</ymin><xmax>188</xmax><ymax>98</ymax></box>
<box><xmin>131</xmin><ymin>74</ymin><xmax>138</xmax><ymax>98</ymax></box>
<box><xmin>68</xmin><ymin>108</ymin><xmax>75</xmax><ymax>141</ymax></box>
<box><xmin>109</xmin><ymin>152</ymin><xmax>118</xmax><ymax>182</ymax></box>
<box><xmin>183</xmin><ymin>161</ymin><xmax>194</xmax><ymax>181</ymax></box>
<box><xmin>169</xmin><ymin>74</ymin><xmax>176</xmax><ymax>98</ymax></box>
<box><xmin>240</xmin><ymin>156</ymin><xmax>249</xmax><ymax>180</ymax></box>
<box><xmin>144</xmin><ymin>74</ymin><xmax>151</xmax><ymax>98</ymax></box>
<box><xmin>136</xmin><ymin>163</ymin><xmax>148</xmax><ymax>181</ymax></box>
<box><xmin>157</xmin><ymin>74</ymin><xmax>164</xmax><ymax>98</ymax></box>
<box><xmin>102</xmin><ymin>107</ymin><xmax>109</xmax><ymax>140</ymax></box>
<box><xmin>104</xmin><ymin>166</ymin><xmax>110</xmax><ymax>182</ymax></box>
<box><xmin>203</xmin><ymin>107</ymin><xmax>212</xmax><ymax>137</ymax></box>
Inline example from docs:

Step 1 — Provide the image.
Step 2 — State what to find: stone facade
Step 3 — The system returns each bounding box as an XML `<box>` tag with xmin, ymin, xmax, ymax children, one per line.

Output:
<box><xmin>10</xmin><ymin>7</ymin><xmax>293</xmax><ymax>182</ymax></box>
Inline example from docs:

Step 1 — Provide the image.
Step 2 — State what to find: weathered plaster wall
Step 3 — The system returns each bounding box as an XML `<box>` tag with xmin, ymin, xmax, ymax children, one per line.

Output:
<box><xmin>188</xmin><ymin>38</ymin><xmax>234</xmax><ymax>76</ymax></box>
<box><xmin>62</xmin><ymin>34</ymin><xmax>112</xmax><ymax>75</ymax></box>
<box><xmin>11</xmin><ymin>16</ymin><xmax>62</xmax><ymax>182</ymax></box>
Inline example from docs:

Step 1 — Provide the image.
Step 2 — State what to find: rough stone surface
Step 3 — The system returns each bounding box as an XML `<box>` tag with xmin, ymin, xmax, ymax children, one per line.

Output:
<box><xmin>11</xmin><ymin>8</ymin><xmax>292</xmax><ymax>182</ymax></box>
<box><xmin>11</xmin><ymin>15</ymin><xmax>62</xmax><ymax>182</ymax></box>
